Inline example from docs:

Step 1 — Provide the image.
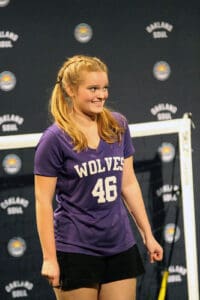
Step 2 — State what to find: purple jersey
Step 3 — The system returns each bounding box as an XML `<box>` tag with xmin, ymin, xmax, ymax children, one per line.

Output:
<box><xmin>34</xmin><ymin>112</ymin><xmax>136</xmax><ymax>256</ymax></box>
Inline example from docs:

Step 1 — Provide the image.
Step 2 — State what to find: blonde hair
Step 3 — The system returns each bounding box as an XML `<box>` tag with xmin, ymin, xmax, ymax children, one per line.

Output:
<box><xmin>50</xmin><ymin>55</ymin><xmax>125</xmax><ymax>151</ymax></box>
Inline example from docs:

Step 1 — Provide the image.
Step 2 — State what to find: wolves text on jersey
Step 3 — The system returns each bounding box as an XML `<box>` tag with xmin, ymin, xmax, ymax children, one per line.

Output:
<box><xmin>74</xmin><ymin>156</ymin><xmax>124</xmax><ymax>178</ymax></box>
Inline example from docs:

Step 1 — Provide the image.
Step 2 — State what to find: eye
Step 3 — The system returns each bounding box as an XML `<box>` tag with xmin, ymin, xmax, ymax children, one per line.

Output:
<box><xmin>103</xmin><ymin>86</ymin><xmax>109</xmax><ymax>92</ymax></box>
<box><xmin>88</xmin><ymin>87</ymin><xmax>97</xmax><ymax>92</ymax></box>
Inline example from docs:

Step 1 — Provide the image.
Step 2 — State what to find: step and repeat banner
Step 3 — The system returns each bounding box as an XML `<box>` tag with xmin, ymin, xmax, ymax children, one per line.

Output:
<box><xmin>1</xmin><ymin>0</ymin><xmax>199</xmax><ymax>299</ymax></box>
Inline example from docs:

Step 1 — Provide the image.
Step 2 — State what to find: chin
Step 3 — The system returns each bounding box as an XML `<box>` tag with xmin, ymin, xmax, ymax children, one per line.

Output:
<box><xmin>94</xmin><ymin>109</ymin><xmax>103</xmax><ymax>114</ymax></box>
<box><xmin>91</xmin><ymin>106</ymin><xmax>104</xmax><ymax>113</ymax></box>
<box><xmin>86</xmin><ymin>109</ymin><xmax>103</xmax><ymax>118</ymax></box>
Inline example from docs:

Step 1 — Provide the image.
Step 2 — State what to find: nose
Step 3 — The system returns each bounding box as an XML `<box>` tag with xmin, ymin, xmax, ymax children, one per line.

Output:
<box><xmin>97</xmin><ymin>88</ymin><xmax>108</xmax><ymax>99</ymax></box>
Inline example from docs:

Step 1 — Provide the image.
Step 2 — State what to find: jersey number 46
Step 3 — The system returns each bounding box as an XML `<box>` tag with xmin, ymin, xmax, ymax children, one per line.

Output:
<box><xmin>92</xmin><ymin>176</ymin><xmax>117</xmax><ymax>203</ymax></box>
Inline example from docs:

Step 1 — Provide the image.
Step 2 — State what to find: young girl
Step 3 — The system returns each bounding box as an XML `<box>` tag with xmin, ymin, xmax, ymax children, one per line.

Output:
<box><xmin>34</xmin><ymin>55</ymin><xmax>163</xmax><ymax>300</ymax></box>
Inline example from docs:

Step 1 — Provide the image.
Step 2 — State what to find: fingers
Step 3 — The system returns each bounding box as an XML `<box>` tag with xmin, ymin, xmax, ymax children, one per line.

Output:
<box><xmin>51</xmin><ymin>284</ymin><xmax>61</xmax><ymax>289</ymax></box>
<box><xmin>149</xmin><ymin>250</ymin><xmax>163</xmax><ymax>263</ymax></box>
<box><xmin>149</xmin><ymin>252</ymin><xmax>156</xmax><ymax>263</ymax></box>
<box><xmin>42</xmin><ymin>273</ymin><xmax>60</xmax><ymax>288</ymax></box>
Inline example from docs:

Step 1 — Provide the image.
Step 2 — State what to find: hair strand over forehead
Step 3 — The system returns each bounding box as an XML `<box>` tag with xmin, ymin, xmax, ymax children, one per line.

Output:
<box><xmin>58</xmin><ymin>55</ymin><xmax>108</xmax><ymax>88</ymax></box>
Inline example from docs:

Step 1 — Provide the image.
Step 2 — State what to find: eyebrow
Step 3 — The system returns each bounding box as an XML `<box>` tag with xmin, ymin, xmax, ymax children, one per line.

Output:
<box><xmin>87</xmin><ymin>84</ymin><xmax>109</xmax><ymax>87</ymax></box>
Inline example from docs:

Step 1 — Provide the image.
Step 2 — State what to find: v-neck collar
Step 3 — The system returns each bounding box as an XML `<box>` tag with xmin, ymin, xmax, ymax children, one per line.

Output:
<box><xmin>87</xmin><ymin>139</ymin><xmax>104</xmax><ymax>153</ymax></box>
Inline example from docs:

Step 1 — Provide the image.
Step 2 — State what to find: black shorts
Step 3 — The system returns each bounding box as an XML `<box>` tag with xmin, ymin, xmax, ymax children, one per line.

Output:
<box><xmin>56</xmin><ymin>245</ymin><xmax>145</xmax><ymax>291</ymax></box>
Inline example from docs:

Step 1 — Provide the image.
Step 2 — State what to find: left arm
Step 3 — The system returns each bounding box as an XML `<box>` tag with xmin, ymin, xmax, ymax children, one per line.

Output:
<box><xmin>121</xmin><ymin>155</ymin><xmax>163</xmax><ymax>263</ymax></box>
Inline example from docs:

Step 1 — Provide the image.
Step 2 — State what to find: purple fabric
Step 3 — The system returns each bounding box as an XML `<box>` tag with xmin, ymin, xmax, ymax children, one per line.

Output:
<box><xmin>34</xmin><ymin>112</ymin><xmax>136</xmax><ymax>256</ymax></box>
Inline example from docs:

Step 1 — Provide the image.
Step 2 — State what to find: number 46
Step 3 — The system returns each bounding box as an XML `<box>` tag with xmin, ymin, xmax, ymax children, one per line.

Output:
<box><xmin>92</xmin><ymin>176</ymin><xmax>118</xmax><ymax>203</ymax></box>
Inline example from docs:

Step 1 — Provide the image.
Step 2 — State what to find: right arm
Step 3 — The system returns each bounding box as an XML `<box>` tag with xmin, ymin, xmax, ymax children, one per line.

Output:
<box><xmin>34</xmin><ymin>175</ymin><xmax>60</xmax><ymax>287</ymax></box>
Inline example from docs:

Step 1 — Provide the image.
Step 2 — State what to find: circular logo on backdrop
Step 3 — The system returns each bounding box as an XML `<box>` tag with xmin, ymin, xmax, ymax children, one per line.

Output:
<box><xmin>0</xmin><ymin>71</ymin><xmax>16</xmax><ymax>91</ymax></box>
<box><xmin>74</xmin><ymin>23</ymin><xmax>93</xmax><ymax>43</ymax></box>
<box><xmin>2</xmin><ymin>154</ymin><xmax>22</xmax><ymax>174</ymax></box>
<box><xmin>0</xmin><ymin>0</ymin><xmax>10</xmax><ymax>7</ymax></box>
<box><xmin>158</xmin><ymin>142</ymin><xmax>175</xmax><ymax>162</ymax></box>
<box><xmin>153</xmin><ymin>61</ymin><xmax>171</xmax><ymax>81</ymax></box>
<box><xmin>164</xmin><ymin>223</ymin><xmax>181</xmax><ymax>243</ymax></box>
<box><xmin>7</xmin><ymin>237</ymin><xmax>27</xmax><ymax>257</ymax></box>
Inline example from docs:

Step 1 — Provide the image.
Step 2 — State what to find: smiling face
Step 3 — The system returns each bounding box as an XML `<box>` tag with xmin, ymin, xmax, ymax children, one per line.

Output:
<box><xmin>71</xmin><ymin>71</ymin><xmax>109</xmax><ymax>117</ymax></box>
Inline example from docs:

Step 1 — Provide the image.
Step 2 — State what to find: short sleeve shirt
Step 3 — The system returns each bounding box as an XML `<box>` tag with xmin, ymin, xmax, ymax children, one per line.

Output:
<box><xmin>34</xmin><ymin>112</ymin><xmax>136</xmax><ymax>256</ymax></box>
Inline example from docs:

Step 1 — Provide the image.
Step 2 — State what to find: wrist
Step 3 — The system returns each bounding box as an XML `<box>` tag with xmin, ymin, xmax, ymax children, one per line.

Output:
<box><xmin>143</xmin><ymin>230</ymin><xmax>154</xmax><ymax>242</ymax></box>
<box><xmin>43</xmin><ymin>254</ymin><xmax>57</xmax><ymax>262</ymax></box>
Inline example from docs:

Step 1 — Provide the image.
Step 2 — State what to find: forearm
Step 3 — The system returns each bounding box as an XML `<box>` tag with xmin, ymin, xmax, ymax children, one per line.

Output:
<box><xmin>36</xmin><ymin>199</ymin><xmax>57</xmax><ymax>261</ymax></box>
<box><xmin>122</xmin><ymin>181</ymin><xmax>153</xmax><ymax>241</ymax></box>
<box><xmin>121</xmin><ymin>156</ymin><xmax>163</xmax><ymax>262</ymax></box>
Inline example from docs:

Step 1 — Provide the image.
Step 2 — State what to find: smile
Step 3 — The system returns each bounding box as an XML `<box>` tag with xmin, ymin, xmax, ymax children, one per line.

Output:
<box><xmin>91</xmin><ymin>100</ymin><xmax>104</xmax><ymax>103</ymax></box>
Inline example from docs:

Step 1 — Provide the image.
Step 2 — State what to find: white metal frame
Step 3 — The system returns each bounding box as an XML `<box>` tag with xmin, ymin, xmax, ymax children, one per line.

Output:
<box><xmin>129</xmin><ymin>115</ymin><xmax>199</xmax><ymax>300</ymax></box>
<box><xmin>0</xmin><ymin>115</ymin><xmax>199</xmax><ymax>300</ymax></box>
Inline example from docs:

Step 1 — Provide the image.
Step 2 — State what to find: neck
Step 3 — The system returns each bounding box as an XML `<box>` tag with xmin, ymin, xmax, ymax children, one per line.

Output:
<box><xmin>71</xmin><ymin>108</ymin><xmax>97</xmax><ymax>126</ymax></box>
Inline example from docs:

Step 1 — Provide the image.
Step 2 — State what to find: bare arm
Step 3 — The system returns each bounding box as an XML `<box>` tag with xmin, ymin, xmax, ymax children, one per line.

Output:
<box><xmin>35</xmin><ymin>175</ymin><xmax>60</xmax><ymax>286</ymax></box>
<box><xmin>121</xmin><ymin>156</ymin><xmax>163</xmax><ymax>263</ymax></box>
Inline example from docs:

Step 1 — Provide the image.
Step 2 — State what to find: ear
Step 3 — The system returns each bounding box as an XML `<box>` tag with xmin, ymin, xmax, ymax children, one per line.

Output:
<box><xmin>65</xmin><ymin>84</ymin><xmax>74</xmax><ymax>98</ymax></box>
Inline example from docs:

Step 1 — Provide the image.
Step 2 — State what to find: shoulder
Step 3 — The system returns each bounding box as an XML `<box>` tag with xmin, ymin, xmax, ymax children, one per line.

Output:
<box><xmin>111</xmin><ymin>111</ymin><xmax>128</xmax><ymax>128</ymax></box>
<box><xmin>34</xmin><ymin>124</ymin><xmax>66</xmax><ymax>175</ymax></box>
<box><xmin>40</xmin><ymin>123</ymin><xmax>65</xmax><ymax>142</ymax></box>
<box><xmin>37</xmin><ymin>123</ymin><xmax>74</xmax><ymax>156</ymax></box>
<box><xmin>36</xmin><ymin>123</ymin><xmax>65</xmax><ymax>150</ymax></box>
<box><xmin>43</xmin><ymin>123</ymin><xmax>62</xmax><ymax>136</ymax></box>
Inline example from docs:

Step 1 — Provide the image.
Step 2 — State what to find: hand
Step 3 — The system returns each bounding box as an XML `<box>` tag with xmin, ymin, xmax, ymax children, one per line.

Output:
<box><xmin>41</xmin><ymin>259</ymin><xmax>60</xmax><ymax>288</ymax></box>
<box><xmin>145</xmin><ymin>236</ymin><xmax>163</xmax><ymax>263</ymax></box>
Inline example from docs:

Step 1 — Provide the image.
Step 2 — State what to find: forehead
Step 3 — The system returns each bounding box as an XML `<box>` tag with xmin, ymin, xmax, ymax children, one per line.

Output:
<box><xmin>79</xmin><ymin>71</ymin><xmax>108</xmax><ymax>85</ymax></box>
